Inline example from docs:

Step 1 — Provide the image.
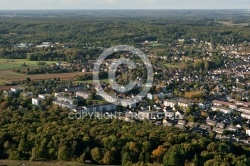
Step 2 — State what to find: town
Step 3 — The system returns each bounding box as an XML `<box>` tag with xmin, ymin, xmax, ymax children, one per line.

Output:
<box><xmin>2</xmin><ymin>37</ymin><xmax>250</xmax><ymax>146</ymax></box>
<box><xmin>0</xmin><ymin>9</ymin><xmax>250</xmax><ymax>166</ymax></box>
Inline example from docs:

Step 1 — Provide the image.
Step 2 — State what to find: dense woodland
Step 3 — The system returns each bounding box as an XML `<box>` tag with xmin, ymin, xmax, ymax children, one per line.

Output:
<box><xmin>0</xmin><ymin>103</ymin><xmax>250</xmax><ymax>166</ymax></box>
<box><xmin>0</xmin><ymin>10</ymin><xmax>250</xmax><ymax>49</ymax></box>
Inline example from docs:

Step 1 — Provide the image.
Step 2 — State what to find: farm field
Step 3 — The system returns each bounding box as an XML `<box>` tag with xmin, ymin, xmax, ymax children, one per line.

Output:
<box><xmin>73</xmin><ymin>79</ymin><xmax>109</xmax><ymax>84</ymax></box>
<box><xmin>0</xmin><ymin>70</ymin><xmax>94</xmax><ymax>87</ymax></box>
<box><xmin>0</xmin><ymin>59</ymin><xmax>56</xmax><ymax>71</ymax></box>
<box><xmin>218</xmin><ymin>21</ymin><xmax>249</xmax><ymax>27</ymax></box>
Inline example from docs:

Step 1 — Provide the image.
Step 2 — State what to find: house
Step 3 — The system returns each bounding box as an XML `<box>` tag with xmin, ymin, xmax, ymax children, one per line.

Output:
<box><xmin>32</xmin><ymin>98</ymin><xmax>43</xmax><ymax>106</ymax></box>
<box><xmin>76</xmin><ymin>91</ymin><xmax>89</xmax><ymax>99</ymax></box>
<box><xmin>213</xmin><ymin>127</ymin><xmax>225</xmax><ymax>134</ymax></box>
<box><xmin>178</xmin><ymin>120</ymin><xmax>187</xmax><ymax>126</ymax></box>
<box><xmin>198</xmin><ymin>102</ymin><xmax>210</xmax><ymax>110</ymax></box>
<box><xmin>38</xmin><ymin>94</ymin><xmax>51</xmax><ymax>99</ymax></box>
<box><xmin>156</xmin><ymin>85</ymin><xmax>167</xmax><ymax>92</ymax></box>
<box><xmin>211</xmin><ymin>106</ymin><xmax>233</xmax><ymax>114</ymax></box>
<box><xmin>215</xmin><ymin>135</ymin><xmax>230</xmax><ymax>141</ymax></box>
<box><xmin>246</xmin><ymin>130</ymin><xmax>250</xmax><ymax>136</ymax></box>
<box><xmin>32</xmin><ymin>94</ymin><xmax>51</xmax><ymax>106</ymax></box>
<box><xmin>65</xmin><ymin>85</ymin><xmax>85</xmax><ymax>93</ymax></box>
<box><xmin>241</xmin><ymin>113</ymin><xmax>250</xmax><ymax>119</ymax></box>
<box><xmin>36</xmin><ymin>42</ymin><xmax>53</xmax><ymax>48</ymax></box>
<box><xmin>186</xmin><ymin>122</ymin><xmax>197</xmax><ymax>128</ymax></box>
<box><xmin>175</xmin><ymin>111</ymin><xmax>185</xmax><ymax>119</ymax></box>
<box><xmin>178</xmin><ymin>99</ymin><xmax>192</xmax><ymax>108</ymax></box>
<box><xmin>54</xmin><ymin>92</ymin><xmax>64</xmax><ymax>97</ymax></box>
<box><xmin>164</xmin><ymin>99</ymin><xmax>178</xmax><ymax>108</ymax></box>
<box><xmin>200</xmin><ymin>124</ymin><xmax>211</xmax><ymax>131</ymax></box>
<box><xmin>226</xmin><ymin>125</ymin><xmax>239</xmax><ymax>132</ymax></box>
<box><xmin>216</xmin><ymin>123</ymin><xmax>226</xmax><ymax>129</ymax></box>
<box><xmin>147</xmin><ymin>92</ymin><xmax>173</xmax><ymax>100</ymax></box>
<box><xmin>213</xmin><ymin>100</ymin><xmax>234</xmax><ymax>108</ymax></box>
<box><xmin>163</xmin><ymin>119</ymin><xmax>174</xmax><ymax>127</ymax></box>
<box><xmin>206</xmin><ymin>118</ymin><xmax>217</xmax><ymax>126</ymax></box>
<box><xmin>164</xmin><ymin>98</ymin><xmax>192</xmax><ymax>109</ymax></box>
<box><xmin>121</xmin><ymin>100</ymin><xmax>137</xmax><ymax>108</ymax></box>
<box><xmin>239</xmin><ymin>107</ymin><xmax>250</xmax><ymax>114</ymax></box>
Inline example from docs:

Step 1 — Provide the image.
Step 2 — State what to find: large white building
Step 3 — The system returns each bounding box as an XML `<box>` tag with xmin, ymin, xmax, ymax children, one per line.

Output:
<box><xmin>52</xmin><ymin>95</ymin><xmax>78</xmax><ymax>110</ymax></box>
<box><xmin>81</xmin><ymin>103</ymin><xmax>117</xmax><ymax>113</ymax></box>
<box><xmin>53</xmin><ymin>100</ymin><xmax>76</xmax><ymax>110</ymax></box>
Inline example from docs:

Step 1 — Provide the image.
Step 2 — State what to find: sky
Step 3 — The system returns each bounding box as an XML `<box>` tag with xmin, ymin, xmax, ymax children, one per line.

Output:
<box><xmin>0</xmin><ymin>0</ymin><xmax>249</xmax><ymax>10</ymax></box>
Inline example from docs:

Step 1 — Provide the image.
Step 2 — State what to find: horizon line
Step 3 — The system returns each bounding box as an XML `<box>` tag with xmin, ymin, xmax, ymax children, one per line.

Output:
<box><xmin>0</xmin><ymin>8</ymin><xmax>249</xmax><ymax>11</ymax></box>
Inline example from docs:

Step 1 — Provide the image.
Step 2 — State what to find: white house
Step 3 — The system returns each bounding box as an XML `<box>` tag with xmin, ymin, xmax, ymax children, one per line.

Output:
<box><xmin>198</xmin><ymin>102</ymin><xmax>210</xmax><ymax>110</ymax></box>
<box><xmin>32</xmin><ymin>94</ymin><xmax>51</xmax><ymax>106</ymax></box>
<box><xmin>32</xmin><ymin>98</ymin><xmax>43</xmax><ymax>106</ymax></box>
<box><xmin>164</xmin><ymin>99</ymin><xmax>178</xmax><ymax>108</ymax></box>
<box><xmin>121</xmin><ymin>100</ymin><xmax>137</xmax><ymax>108</ymax></box>
<box><xmin>239</xmin><ymin>107</ymin><xmax>250</xmax><ymax>114</ymax></box>
<box><xmin>38</xmin><ymin>94</ymin><xmax>51</xmax><ymax>100</ymax></box>
<box><xmin>246</xmin><ymin>130</ymin><xmax>250</xmax><ymax>136</ymax></box>
<box><xmin>178</xmin><ymin>100</ymin><xmax>192</xmax><ymax>108</ymax></box>
<box><xmin>211</xmin><ymin>106</ymin><xmax>233</xmax><ymax>114</ymax></box>
<box><xmin>76</xmin><ymin>91</ymin><xmax>89</xmax><ymax>99</ymax></box>
<box><xmin>241</xmin><ymin>113</ymin><xmax>250</xmax><ymax>120</ymax></box>
<box><xmin>147</xmin><ymin>92</ymin><xmax>173</xmax><ymax>100</ymax></box>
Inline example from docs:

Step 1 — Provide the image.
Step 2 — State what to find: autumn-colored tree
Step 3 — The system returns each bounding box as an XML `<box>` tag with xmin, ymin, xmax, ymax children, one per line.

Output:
<box><xmin>151</xmin><ymin>145</ymin><xmax>167</xmax><ymax>162</ymax></box>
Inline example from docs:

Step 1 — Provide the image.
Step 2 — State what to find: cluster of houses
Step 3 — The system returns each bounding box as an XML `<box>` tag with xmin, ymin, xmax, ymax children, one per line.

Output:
<box><xmin>14</xmin><ymin>42</ymin><xmax>69</xmax><ymax>49</ymax></box>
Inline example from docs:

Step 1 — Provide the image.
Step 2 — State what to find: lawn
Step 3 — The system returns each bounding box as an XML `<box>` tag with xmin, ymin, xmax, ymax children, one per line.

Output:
<box><xmin>0</xmin><ymin>71</ymin><xmax>94</xmax><ymax>85</ymax></box>
<box><xmin>0</xmin><ymin>59</ymin><xmax>56</xmax><ymax>70</ymax></box>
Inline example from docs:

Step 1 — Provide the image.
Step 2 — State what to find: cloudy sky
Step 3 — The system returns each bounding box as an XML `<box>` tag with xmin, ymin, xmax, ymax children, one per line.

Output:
<box><xmin>0</xmin><ymin>0</ymin><xmax>249</xmax><ymax>10</ymax></box>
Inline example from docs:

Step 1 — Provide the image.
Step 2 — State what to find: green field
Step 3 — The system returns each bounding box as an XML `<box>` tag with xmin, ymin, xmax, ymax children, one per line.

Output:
<box><xmin>0</xmin><ymin>59</ymin><xmax>56</xmax><ymax>70</ymax></box>
<box><xmin>218</xmin><ymin>21</ymin><xmax>249</xmax><ymax>27</ymax></box>
<box><xmin>148</xmin><ymin>43</ymin><xmax>164</xmax><ymax>47</ymax></box>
